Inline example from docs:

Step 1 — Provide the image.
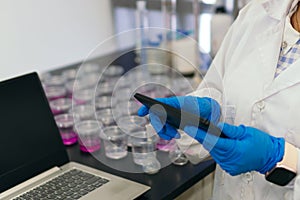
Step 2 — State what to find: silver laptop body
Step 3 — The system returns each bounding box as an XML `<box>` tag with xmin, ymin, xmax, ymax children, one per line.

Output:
<box><xmin>0</xmin><ymin>73</ymin><xmax>149</xmax><ymax>200</ymax></box>
<box><xmin>1</xmin><ymin>162</ymin><xmax>149</xmax><ymax>200</ymax></box>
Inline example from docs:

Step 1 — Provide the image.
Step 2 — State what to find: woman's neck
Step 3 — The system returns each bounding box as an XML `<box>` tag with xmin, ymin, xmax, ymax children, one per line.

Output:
<box><xmin>291</xmin><ymin>2</ymin><xmax>300</xmax><ymax>32</ymax></box>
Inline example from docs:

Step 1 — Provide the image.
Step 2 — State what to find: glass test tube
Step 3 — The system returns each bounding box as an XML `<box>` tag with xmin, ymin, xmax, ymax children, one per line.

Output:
<box><xmin>136</xmin><ymin>0</ymin><xmax>149</xmax><ymax>65</ymax></box>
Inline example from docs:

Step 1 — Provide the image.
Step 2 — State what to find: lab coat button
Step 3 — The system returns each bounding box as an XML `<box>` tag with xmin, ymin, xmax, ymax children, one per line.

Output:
<box><xmin>245</xmin><ymin>172</ymin><xmax>253</xmax><ymax>181</ymax></box>
<box><xmin>285</xmin><ymin>132</ymin><xmax>293</xmax><ymax>139</ymax></box>
<box><xmin>282</xmin><ymin>41</ymin><xmax>288</xmax><ymax>49</ymax></box>
<box><xmin>257</xmin><ymin>101</ymin><xmax>265</xmax><ymax>110</ymax></box>
<box><xmin>242</xmin><ymin>172</ymin><xmax>253</xmax><ymax>183</ymax></box>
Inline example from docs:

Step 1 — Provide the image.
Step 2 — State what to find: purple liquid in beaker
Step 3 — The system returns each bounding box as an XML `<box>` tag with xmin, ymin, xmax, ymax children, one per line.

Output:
<box><xmin>74</xmin><ymin>99</ymin><xmax>87</xmax><ymax>105</ymax></box>
<box><xmin>55</xmin><ymin>114</ymin><xmax>76</xmax><ymax>145</ymax></box>
<box><xmin>49</xmin><ymin>95</ymin><xmax>65</xmax><ymax>101</ymax></box>
<box><xmin>156</xmin><ymin>138</ymin><xmax>176</xmax><ymax>152</ymax></box>
<box><xmin>45</xmin><ymin>86</ymin><xmax>67</xmax><ymax>101</ymax></box>
<box><xmin>60</xmin><ymin>131</ymin><xmax>78</xmax><ymax>145</ymax></box>
<box><xmin>50</xmin><ymin>98</ymin><xmax>72</xmax><ymax>116</ymax></box>
<box><xmin>51</xmin><ymin>108</ymin><xmax>63</xmax><ymax>115</ymax></box>
<box><xmin>79</xmin><ymin>138</ymin><xmax>101</xmax><ymax>153</ymax></box>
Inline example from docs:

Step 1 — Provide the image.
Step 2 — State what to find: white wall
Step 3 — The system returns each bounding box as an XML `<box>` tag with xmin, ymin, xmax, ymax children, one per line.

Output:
<box><xmin>0</xmin><ymin>0</ymin><xmax>114</xmax><ymax>80</ymax></box>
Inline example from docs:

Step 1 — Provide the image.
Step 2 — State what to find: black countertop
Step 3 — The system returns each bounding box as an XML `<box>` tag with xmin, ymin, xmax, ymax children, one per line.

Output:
<box><xmin>66</xmin><ymin>143</ymin><xmax>215</xmax><ymax>200</ymax></box>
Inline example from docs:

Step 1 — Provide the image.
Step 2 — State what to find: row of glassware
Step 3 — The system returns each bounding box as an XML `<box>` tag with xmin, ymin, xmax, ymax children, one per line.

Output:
<box><xmin>40</xmin><ymin>62</ymin><xmax>196</xmax><ymax>173</ymax></box>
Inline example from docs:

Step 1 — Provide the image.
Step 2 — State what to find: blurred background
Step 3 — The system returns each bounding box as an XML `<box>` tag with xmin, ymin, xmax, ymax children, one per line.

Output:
<box><xmin>0</xmin><ymin>0</ymin><xmax>249</xmax><ymax>80</ymax></box>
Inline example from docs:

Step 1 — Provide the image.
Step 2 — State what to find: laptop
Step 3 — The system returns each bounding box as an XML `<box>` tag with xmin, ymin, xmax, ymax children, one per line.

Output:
<box><xmin>0</xmin><ymin>72</ymin><xmax>150</xmax><ymax>200</ymax></box>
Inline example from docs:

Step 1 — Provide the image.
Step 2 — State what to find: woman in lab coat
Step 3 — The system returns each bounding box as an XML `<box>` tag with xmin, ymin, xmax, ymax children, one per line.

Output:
<box><xmin>139</xmin><ymin>0</ymin><xmax>300</xmax><ymax>199</ymax></box>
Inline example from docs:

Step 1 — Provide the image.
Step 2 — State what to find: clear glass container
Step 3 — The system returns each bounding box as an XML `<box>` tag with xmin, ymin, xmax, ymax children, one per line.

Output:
<box><xmin>130</xmin><ymin>131</ymin><xmax>158</xmax><ymax>166</ymax></box>
<box><xmin>113</xmin><ymin>88</ymin><xmax>132</xmax><ymax>103</ymax></box>
<box><xmin>135</xmin><ymin>0</ymin><xmax>149</xmax><ymax>65</ymax></box>
<box><xmin>65</xmin><ymin>79</ymin><xmax>89</xmax><ymax>97</ymax></box>
<box><xmin>95</xmin><ymin>96</ymin><xmax>115</xmax><ymax>110</ymax></box>
<box><xmin>117</xmin><ymin>115</ymin><xmax>147</xmax><ymax>134</ymax></box>
<box><xmin>70</xmin><ymin>105</ymin><xmax>95</xmax><ymax>122</ymax></box>
<box><xmin>117</xmin><ymin>115</ymin><xmax>147</xmax><ymax>146</ymax></box>
<box><xmin>103</xmin><ymin>65</ymin><xmax>124</xmax><ymax>77</ymax></box>
<box><xmin>55</xmin><ymin>114</ymin><xmax>77</xmax><ymax>146</ymax></box>
<box><xmin>75</xmin><ymin>120</ymin><xmax>101</xmax><ymax>153</ymax></box>
<box><xmin>102</xmin><ymin>126</ymin><xmax>128</xmax><ymax>159</ymax></box>
<box><xmin>96</xmin><ymin>82</ymin><xmax>115</xmax><ymax>96</ymax></box>
<box><xmin>96</xmin><ymin>109</ymin><xmax>116</xmax><ymax>127</ymax></box>
<box><xmin>44</xmin><ymin>86</ymin><xmax>67</xmax><ymax>101</ymax></box>
<box><xmin>62</xmin><ymin>68</ymin><xmax>78</xmax><ymax>81</ymax></box>
<box><xmin>73</xmin><ymin>89</ymin><xmax>95</xmax><ymax>105</ymax></box>
<box><xmin>114</xmin><ymin>100</ymin><xmax>140</xmax><ymax>119</ymax></box>
<box><xmin>142</xmin><ymin>157</ymin><xmax>161</xmax><ymax>174</ymax></box>
<box><xmin>79</xmin><ymin>73</ymin><xmax>101</xmax><ymax>89</ymax></box>
<box><xmin>43</xmin><ymin>75</ymin><xmax>66</xmax><ymax>87</ymax></box>
<box><xmin>80</xmin><ymin>62</ymin><xmax>103</xmax><ymax>74</ymax></box>
<box><xmin>49</xmin><ymin>98</ymin><xmax>72</xmax><ymax>115</ymax></box>
<box><xmin>169</xmin><ymin>143</ymin><xmax>188</xmax><ymax>166</ymax></box>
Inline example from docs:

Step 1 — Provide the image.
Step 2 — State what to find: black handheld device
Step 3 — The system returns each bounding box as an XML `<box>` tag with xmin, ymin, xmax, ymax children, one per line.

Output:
<box><xmin>134</xmin><ymin>93</ymin><xmax>227</xmax><ymax>138</ymax></box>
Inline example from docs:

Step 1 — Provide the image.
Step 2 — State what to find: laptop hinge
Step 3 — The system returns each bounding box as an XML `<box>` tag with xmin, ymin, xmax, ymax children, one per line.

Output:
<box><xmin>0</xmin><ymin>166</ymin><xmax>60</xmax><ymax>199</ymax></box>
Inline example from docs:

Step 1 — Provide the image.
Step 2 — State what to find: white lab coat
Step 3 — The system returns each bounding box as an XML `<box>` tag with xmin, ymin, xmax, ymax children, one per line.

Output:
<box><xmin>186</xmin><ymin>0</ymin><xmax>300</xmax><ymax>199</ymax></box>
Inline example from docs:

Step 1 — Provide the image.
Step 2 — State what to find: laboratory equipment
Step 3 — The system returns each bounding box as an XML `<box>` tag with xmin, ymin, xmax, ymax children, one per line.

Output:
<box><xmin>130</xmin><ymin>131</ymin><xmax>158</xmax><ymax>166</ymax></box>
<box><xmin>135</xmin><ymin>0</ymin><xmax>149</xmax><ymax>65</ymax></box>
<box><xmin>96</xmin><ymin>109</ymin><xmax>116</xmax><ymax>127</ymax></box>
<box><xmin>75</xmin><ymin>120</ymin><xmax>101</xmax><ymax>153</ymax></box>
<box><xmin>95</xmin><ymin>96</ymin><xmax>115</xmax><ymax>110</ymax></box>
<box><xmin>169</xmin><ymin>143</ymin><xmax>188</xmax><ymax>165</ymax></box>
<box><xmin>70</xmin><ymin>105</ymin><xmax>95</xmax><ymax>122</ymax></box>
<box><xmin>43</xmin><ymin>74</ymin><xmax>66</xmax><ymax>87</ymax></box>
<box><xmin>49</xmin><ymin>98</ymin><xmax>72</xmax><ymax>115</ymax></box>
<box><xmin>102</xmin><ymin>126</ymin><xmax>128</xmax><ymax>159</ymax></box>
<box><xmin>44</xmin><ymin>86</ymin><xmax>67</xmax><ymax>101</ymax></box>
<box><xmin>73</xmin><ymin>89</ymin><xmax>95</xmax><ymax>105</ymax></box>
<box><xmin>54</xmin><ymin>114</ymin><xmax>78</xmax><ymax>146</ymax></box>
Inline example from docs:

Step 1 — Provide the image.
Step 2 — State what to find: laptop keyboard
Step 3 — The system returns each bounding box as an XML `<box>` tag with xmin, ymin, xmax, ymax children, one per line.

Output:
<box><xmin>13</xmin><ymin>169</ymin><xmax>109</xmax><ymax>200</ymax></box>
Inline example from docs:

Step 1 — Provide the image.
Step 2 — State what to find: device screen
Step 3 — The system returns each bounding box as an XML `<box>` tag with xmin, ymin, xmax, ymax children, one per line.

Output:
<box><xmin>0</xmin><ymin>73</ymin><xmax>68</xmax><ymax>193</ymax></box>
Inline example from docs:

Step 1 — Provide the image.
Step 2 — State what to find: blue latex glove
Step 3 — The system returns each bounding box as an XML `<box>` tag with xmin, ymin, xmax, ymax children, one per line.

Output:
<box><xmin>184</xmin><ymin>123</ymin><xmax>285</xmax><ymax>175</ymax></box>
<box><xmin>137</xmin><ymin>96</ymin><xmax>221</xmax><ymax>140</ymax></box>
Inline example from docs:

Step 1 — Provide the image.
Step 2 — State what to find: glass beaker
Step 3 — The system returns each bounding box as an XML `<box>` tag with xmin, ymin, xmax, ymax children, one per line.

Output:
<box><xmin>102</xmin><ymin>126</ymin><xmax>128</xmax><ymax>159</ymax></box>
<box><xmin>55</xmin><ymin>114</ymin><xmax>77</xmax><ymax>146</ymax></box>
<box><xmin>49</xmin><ymin>98</ymin><xmax>72</xmax><ymax>115</ymax></box>
<box><xmin>130</xmin><ymin>131</ymin><xmax>158</xmax><ymax>166</ymax></box>
<box><xmin>75</xmin><ymin>120</ymin><xmax>102</xmax><ymax>153</ymax></box>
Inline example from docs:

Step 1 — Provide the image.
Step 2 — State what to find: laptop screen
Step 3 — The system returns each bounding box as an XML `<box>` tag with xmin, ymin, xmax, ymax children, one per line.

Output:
<box><xmin>0</xmin><ymin>73</ymin><xmax>69</xmax><ymax>193</ymax></box>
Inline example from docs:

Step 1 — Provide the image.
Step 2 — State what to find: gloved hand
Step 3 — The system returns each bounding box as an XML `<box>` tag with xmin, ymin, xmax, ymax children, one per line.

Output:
<box><xmin>137</xmin><ymin>96</ymin><xmax>221</xmax><ymax>140</ymax></box>
<box><xmin>184</xmin><ymin>123</ymin><xmax>285</xmax><ymax>175</ymax></box>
